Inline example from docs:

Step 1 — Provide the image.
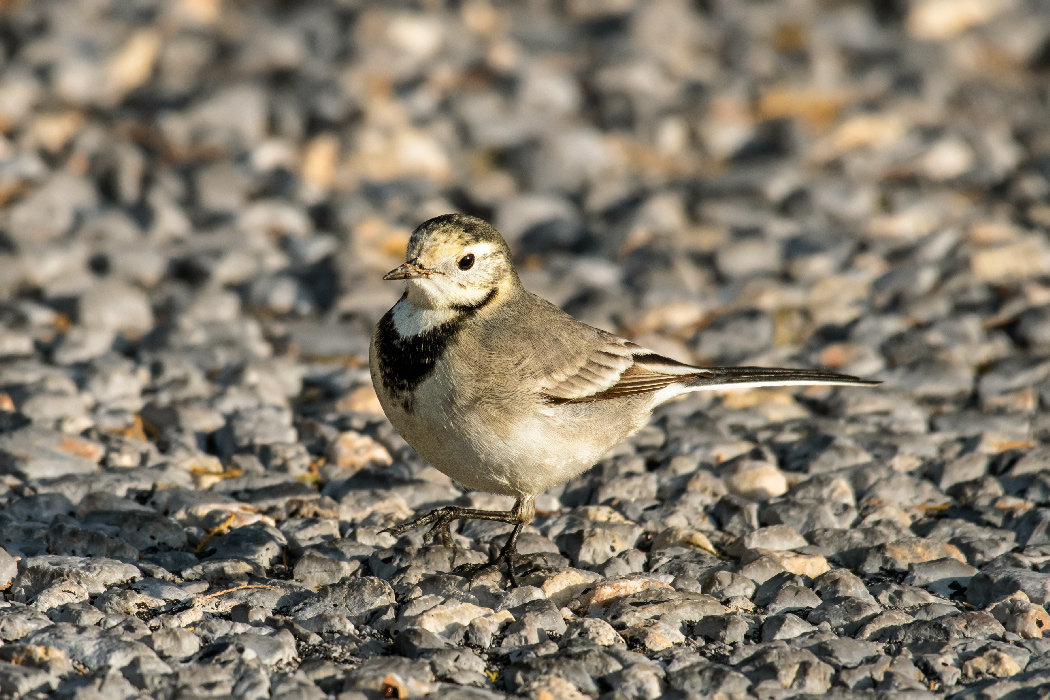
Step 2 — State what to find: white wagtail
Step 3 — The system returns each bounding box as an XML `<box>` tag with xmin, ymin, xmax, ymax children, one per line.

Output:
<box><xmin>370</xmin><ymin>214</ymin><xmax>877</xmax><ymax>580</ymax></box>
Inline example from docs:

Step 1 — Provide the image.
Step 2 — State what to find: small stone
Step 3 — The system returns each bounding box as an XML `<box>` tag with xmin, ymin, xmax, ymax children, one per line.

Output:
<box><xmin>0</xmin><ymin>331</ymin><xmax>33</xmax><ymax>357</ymax></box>
<box><xmin>738</xmin><ymin>646</ymin><xmax>833</xmax><ymax>694</ymax></box>
<box><xmin>816</xmin><ymin>638</ymin><xmax>881</xmax><ymax>669</ymax></box>
<box><xmin>724</xmin><ymin>461</ymin><xmax>788</xmax><ymax>501</ymax></box>
<box><xmin>327</xmin><ymin>431</ymin><xmax>392</xmax><ymax>470</ymax></box>
<box><xmin>147</xmin><ymin>628</ymin><xmax>200</xmax><ymax>660</ymax></box>
<box><xmin>342</xmin><ymin>657</ymin><xmax>435</xmax><ymax>697</ymax></box>
<box><xmin>766</xmin><ymin>584</ymin><xmax>822</xmax><ymax>615</ymax></box>
<box><xmin>602</xmin><ymin>588</ymin><xmax>724</xmax><ymax>629</ymax></box>
<box><xmin>79</xmin><ymin>280</ymin><xmax>153</xmax><ymax>334</ymax></box>
<box><xmin>693</xmin><ymin>613</ymin><xmax>755</xmax><ymax>645</ymax></box>
<box><xmin>742</xmin><ymin>550</ymin><xmax>830</xmax><ymax>578</ymax></box>
<box><xmin>0</xmin><ymin>608</ymin><xmax>52</xmax><ymax>642</ymax></box>
<box><xmin>561</xmin><ymin>618</ymin><xmax>623</xmax><ymax>647</ymax></box>
<box><xmin>0</xmin><ymin>661</ymin><xmax>56</xmax><ymax>696</ymax></box>
<box><xmin>291</xmin><ymin>577</ymin><xmax>395</xmax><ymax>624</ymax></box>
<box><xmin>970</xmin><ymin>570</ymin><xmax>1050</xmax><ymax>608</ymax></box>
<box><xmin>762</xmin><ymin>613</ymin><xmax>816</xmax><ymax>641</ymax></box>
<box><xmin>808</xmin><ymin>597</ymin><xmax>883</xmax><ymax>636</ymax></box>
<box><xmin>518</xmin><ymin>674</ymin><xmax>591</xmax><ymax>700</ymax></box>
<box><xmin>292</xmin><ymin>552</ymin><xmax>360</xmax><ymax>588</ymax></box>
<box><xmin>988</xmin><ymin>598</ymin><xmax>1050</xmax><ymax>639</ymax></box>
<box><xmin>22</xmin><ymin>624</ymin><xmax>168</xmax><ymax>674</ymax></box>
<box><xmin>737</xmin><ymin>554</ymin><xmax>788</xmax><ymax>585</ymax></box>
<box><xmin>224</xmin><ymin>629</ymin><xmax>297</xmax><ymax>666</ymax></box>
<box><xmin>701</xmin><ymin>571</ymin><xmax>756</xmax><ymax>602</ymax></box>
<box><xmin>338</xmin><ymin>384</ymin><xmax>386</xmax><ymax>415</ymax></box>
<box><xmin>500</xmin><ymin>599</ymin><xmax>567</xmax><ymax>648</ymax></box>
<box><xmin>971</xmin><ymin>238</ymin><xmax>1050</xmax><ymax>282</ymax></box>
<box><xmin>649</xmin><ymin>528</ymin><xmax>717</xmax><ymax>554</ymax></box>
<box><xmin>715</xmin><ymin>238</ymin><xmax>781</xmax><ymax>279</ymax></box>
<box><xmin>465</xmin><ymin>610</ymin><xmax>513</xmax><ymax>649</ymax></box>
<box><xmin>11</xmin><ymin>556</ymin><xmax>140</xmax><ymax>604</ymax></box>
<box><xmin>937</xmin><ymin>453</ymin><xmax>989</xmax><ymax>490</ymax></box>
<box><xmin>691</xmin><ymin>311</ymin><xmax>774</xmax><ymax>364</ymax></box>
<box><xmin>7</xmin><ymin>173</ymin><xmax>97</xmax><ymax>246</ymax></box>
<box><xmin>521</xmin><ymin>568</ymin><xmax>601</xmax><ymax>608</ymax></box>
<box><xmin>856</xmin><ymin>610</ymin><xmax>916</xmax><ymax>640</ymax></box>
<box><xmin>908</xmin><ymin>0</ymin><xmax>1011</xmax><ymax>40</ymax></box>
<box><xmin>410</xmin><ymin>601</ymin><xmax>496</xmax><ymax>641</ymax></box>
<box><xmin>961</xmin><ymin>648</ymin><xmax>1023</xmax><ymax>680</ymax></box>
<box><xmin>904</xmin><ymin>558</ymin><xmax>978</xmax><ymax>598</ymax></box>
<box><xmin>570</xmin><ymin>576</ymin><xmax>673</xmax><ymax>614</ymax></box>
<box><xmin>620</xmin><ymin>620</ymin><xmax>685</xmax><ymax>651</ymax></box>
<box><xmin>0</xmin><ymin>549</ymin><xmax>16</xmax><ymax>589</ymax></box>
<box><xmin>859</xmin><ymin>537</ymin><xmax>967</xmax><ymax>574</ymax></box>
<box><xmin>0</xmin><ymin>427</ymin><xmax>102</xmax><ymax>480</ymax></box>
<box><xmin>666</xmin><ymin>659</ymin><xmax>752</xmax><ymax>698</ymax></box>
<box><xmin>727</xmin><ymin>525</ymin><xmax>807</xmax><ymax>557</ymax></box>
<box><xmin>919</xmin><ymin>136</ymin><xmax>975</xmax><ymax>181</ymax></box>
<box><xmin>205</xmin><ymin>522</ymin><xmax>286</xmax><ymax>567</ymax></box>
<box><xmin>555</xmin><ymin>523</ymin><xmax>642</xmax><ymax>567</ymax></box>
<box><xmin>870</xmin><ymin>582</ymin><xmax>938</xmax><ymax>609</ymax></box>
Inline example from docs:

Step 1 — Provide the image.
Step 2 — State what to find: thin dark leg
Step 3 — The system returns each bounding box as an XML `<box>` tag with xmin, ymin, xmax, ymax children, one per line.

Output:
<box><xmin>384</xmin><ymin>497</ymin><xmax>536</xmax><ymax>585</ymax></box>
<box><xmin>479</xmin><ymin>518</ymin><xmax>526</xmax><ymax>585</ymax></box>
<box><xmin>455</xmin><ymin>497</ymin><xmax>534</xmax><ymax>585</ymax></box>
<box><xmin>383</xmin><ymin>505</ymin><xmax>520</xmax><ymax>548</ymax></box>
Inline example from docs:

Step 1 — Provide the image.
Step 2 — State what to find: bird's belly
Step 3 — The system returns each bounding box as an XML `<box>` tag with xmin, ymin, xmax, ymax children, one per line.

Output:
<box><xmin>376</xmin><ymin>373</ymin><xmax>650</xmax><ymax>498</ymax></box>
<box><xmin>374</xmin><ymin>374</ymin><xmax>513</xmax><ymax>494</ymax></box>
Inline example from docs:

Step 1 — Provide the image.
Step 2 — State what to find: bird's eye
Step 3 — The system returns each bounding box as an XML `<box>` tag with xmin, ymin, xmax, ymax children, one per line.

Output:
<box><xmin>458</xmin><ymin>254</ymin><xmax>475</xmax><ymax>270</ymax></box>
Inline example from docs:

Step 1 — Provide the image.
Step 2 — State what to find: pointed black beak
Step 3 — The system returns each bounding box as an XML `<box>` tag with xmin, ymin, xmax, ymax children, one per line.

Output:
<box><xmin>383</xmin><ymin>260</ymin><xmax>433</xmax><ymax>280</ymax></box>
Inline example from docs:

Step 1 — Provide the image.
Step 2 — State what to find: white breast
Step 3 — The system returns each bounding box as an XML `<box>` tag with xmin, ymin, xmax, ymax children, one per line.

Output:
<box><xmin>390</xmin><ymin>297</ymin><xmax>457</xmax><ymax>337</ymax></box>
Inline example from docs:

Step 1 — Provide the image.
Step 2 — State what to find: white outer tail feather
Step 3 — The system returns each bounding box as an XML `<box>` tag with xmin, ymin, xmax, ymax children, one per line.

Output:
<box><xmin>652</xmin><ymin>374</ymin><xmax>879</xmax><ymax>406</ymax></box>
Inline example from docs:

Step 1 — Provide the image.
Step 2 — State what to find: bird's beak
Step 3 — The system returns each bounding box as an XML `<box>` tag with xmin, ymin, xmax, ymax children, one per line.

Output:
<box><xmin>383</xmin><ymin>260</ymin><xmax>434</xmax><ymax>280</ymax></box>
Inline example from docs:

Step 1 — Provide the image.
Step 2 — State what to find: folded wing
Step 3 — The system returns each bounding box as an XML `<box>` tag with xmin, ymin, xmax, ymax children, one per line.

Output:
<box><xmin>539</xmin><ymin>338</ymin><xmax>877</xmax><ymax>405</ymax></box>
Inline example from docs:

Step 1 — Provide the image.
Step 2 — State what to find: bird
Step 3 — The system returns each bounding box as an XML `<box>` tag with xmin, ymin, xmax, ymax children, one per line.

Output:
<box><xmin>369</xmin><ymin>213</ymin><xmax>878</xmax><ymax>582</ymax></box>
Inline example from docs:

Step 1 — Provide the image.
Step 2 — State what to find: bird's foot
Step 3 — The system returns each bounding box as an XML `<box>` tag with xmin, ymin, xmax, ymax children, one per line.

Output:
<box><xmin>383</xmin><ymin>505</ymin><xmax>520</xmax><ymax>550</ymax></box>
<box><xmin>454</xmin><ymin>520</ymin><xmax>533</xmax><ymax>586</ymax></box>
<box><xmin>455</xmin><ymin>543</ymin><xmax>524</xmax><ymax>586</ymax></box>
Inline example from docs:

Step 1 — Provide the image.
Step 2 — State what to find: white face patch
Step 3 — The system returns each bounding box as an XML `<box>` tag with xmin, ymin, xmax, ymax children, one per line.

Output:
<box><xmin>401</xmin><ymin>240</ymin><xmax>505</xmax><ymax>311</ymax></box>
<box><xmin>464</xmin><ymin>242</ymin><xmax>496</xmax><ymax>260</ymax></box>
<box><xmin>391</xmin><ymin>296</ymin><xmax>458</xmax><ymax>338</ymax></box>
<box><xmin>404</xmin><ymin>276</ymin><xmax>449</xmax><ymax>309</ymax></box>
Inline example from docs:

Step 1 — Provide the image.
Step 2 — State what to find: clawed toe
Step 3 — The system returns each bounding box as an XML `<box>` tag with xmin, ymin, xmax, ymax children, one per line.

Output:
<box><xmin>382</xmin><ymin>506</ymin><xmax>459</xmax><ymax>547</ymax></box>
<box><xmin>454</xmin><ymin>525</ymin><xmax>531</xmax><ymax>586</ymax></box>
<box><xmin>422</xmin><ymin>518</ymin><xmax>456</xmax><ymax>549</ymax></box>
<box><xmin>384</xmin><ymin>499</ymin><xmax>534</xmax><ymax>586</ymax></box>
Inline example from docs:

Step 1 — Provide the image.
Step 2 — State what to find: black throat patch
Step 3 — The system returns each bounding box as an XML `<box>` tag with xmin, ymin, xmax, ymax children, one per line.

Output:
<box><xmin>375</xmin><ymin>289</ymin><xmax>497</xmax><ymax>412</ymax></box>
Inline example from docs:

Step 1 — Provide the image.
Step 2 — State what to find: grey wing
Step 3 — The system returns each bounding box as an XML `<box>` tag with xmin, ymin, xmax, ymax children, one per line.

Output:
<box><xmin>517</xmin><ymin>292</ymin><xmax>878</xmax><ymax>406</ymax></box>
<box><xmin>536</xmin><ymin>337</ymin><xmax>878</xmax><ymax>405</ymax></box>
<box><xmin>537</xmin><ymin>334</ymin><xmax>709</xmax><ymax>404</ymax></box>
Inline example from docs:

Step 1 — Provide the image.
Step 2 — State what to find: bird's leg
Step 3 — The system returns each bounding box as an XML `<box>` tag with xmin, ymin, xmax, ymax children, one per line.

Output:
<box><xmin>383</xmin><ymin>503</ymin><xmax>524</xmax><ymax>549</ymax></box>
<box><xmin>454</xmin><ymin>497</ymin><xmax>535</xmax><ymax>586</ymax></box>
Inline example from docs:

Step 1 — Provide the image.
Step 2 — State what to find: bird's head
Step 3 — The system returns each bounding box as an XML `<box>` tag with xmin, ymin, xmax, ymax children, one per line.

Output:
<box><xmin>383</xmin><ymin>214</ymin><xmax>519</xmax><ymax>310</ymax></box>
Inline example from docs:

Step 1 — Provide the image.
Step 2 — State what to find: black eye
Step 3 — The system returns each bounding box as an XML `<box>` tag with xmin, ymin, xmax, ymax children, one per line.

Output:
<box><xmin>458</xmin><ymin>254</ymin><xmax>475</xmax><ymax>270</ymax></box>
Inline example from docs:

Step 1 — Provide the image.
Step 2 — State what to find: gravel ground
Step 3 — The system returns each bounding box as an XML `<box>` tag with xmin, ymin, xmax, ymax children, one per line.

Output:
<box><xmin>2</xmin><ymin>0</ymin><xmax>1050</xmax><ymax>698</ymax></box>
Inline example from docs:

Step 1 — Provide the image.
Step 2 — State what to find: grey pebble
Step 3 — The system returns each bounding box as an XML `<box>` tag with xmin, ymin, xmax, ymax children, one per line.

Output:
<box><xmin>0</xmin><ymin>427</ymin><xmax>101</xmax><ymax>480</ymax></box>
<box><xmin>291</xmin><ymin>577</ymin><xmax>395</xmax><ymax>625</ymax></box>
<box><xmin>147</xmin><ymin>628</ymin><xmax>201</xmax><ymax>660</ymax></box>
<box><xmin>24</xmin><ymin>623</ymin><xmax>170</xmax><ymax>674</ymax></box>
<box><xmin>968</xmin><ymin>568</ymin><xmax>1050</xmax><ymax>608</ymax></box>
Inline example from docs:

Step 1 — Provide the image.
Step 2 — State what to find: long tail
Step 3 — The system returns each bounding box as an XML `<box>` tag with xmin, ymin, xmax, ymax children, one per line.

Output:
<box><xmin>683</xmin><ymin>366</ymin><xmax>880</xmax><ymax>392</ymax></box>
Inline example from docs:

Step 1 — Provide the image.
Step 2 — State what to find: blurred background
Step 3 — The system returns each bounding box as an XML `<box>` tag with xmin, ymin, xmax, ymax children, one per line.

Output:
<box><xmin>1</xmin><ymin>0</ymin><xmax>1050</xmax><ymax>424</ymax></box>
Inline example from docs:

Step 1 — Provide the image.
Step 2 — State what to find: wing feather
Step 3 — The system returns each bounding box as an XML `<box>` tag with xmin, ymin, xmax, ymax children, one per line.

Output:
<box><xmin>537</xmin><ymin>339</ymin><xmax>878</xmax><ymax>405</ymax></box>
<box><xmin>537</xmin><ymin>337</ymin><xmax>709</xmax><ymax>404</ymax></box>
